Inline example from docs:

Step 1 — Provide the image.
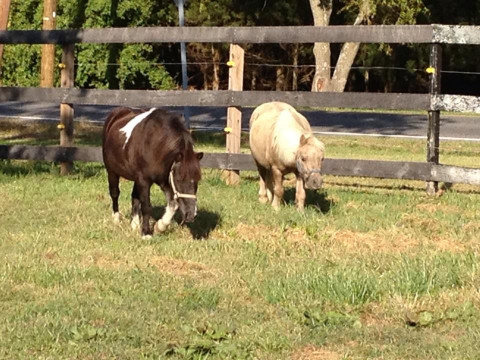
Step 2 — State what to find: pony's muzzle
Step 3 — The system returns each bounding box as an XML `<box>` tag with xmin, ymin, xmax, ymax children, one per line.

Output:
<box><xmin>305</xmin><ymin>173</ymin><xmax>323</xmax><ymax>190</ymax></box>
<box><xmin>179</xmin><ymin>200</ymin><xmax>197</xmax><ymax>224</ymax></box>
<box><xmin>183</xmin><ymin>211</ymin><xmax>196</xmax><ymax>224</ymax></box>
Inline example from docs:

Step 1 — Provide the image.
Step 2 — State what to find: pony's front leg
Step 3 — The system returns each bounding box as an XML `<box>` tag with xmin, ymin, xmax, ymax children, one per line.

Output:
<box><xmin>271</xmin><ymin>167</ymin><xmax>284</xmax><ymax>210</ymax></box>
<box><xmin>154</xmin><ymin>185</ymin><xmax>178</xmax><ymax>233</ymax></box>
<box><xmin>295</xmin><ymin>174</ymin><xmax>306</xmax><ymax>212</ymax></box>
<box><xmin>137</xmin><ymin>181</ymin><xmax>153</xmax><ymax>239</ymax></box>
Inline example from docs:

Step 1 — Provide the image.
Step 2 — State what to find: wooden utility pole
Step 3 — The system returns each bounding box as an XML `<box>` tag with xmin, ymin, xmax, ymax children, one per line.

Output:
<box><xmin>223</xmin><ymin>44</ymin><xmax>244</xmax><ymax>185</ymax></box>
<box><xmin>40</xmin><ymin>0</ymin><xmax>56</xmax><ymax>87</ymax></box>
<box><xmin>0</xmin><ymin>0</ymin><xmax>12</xmax><ymax>83</ymax></box>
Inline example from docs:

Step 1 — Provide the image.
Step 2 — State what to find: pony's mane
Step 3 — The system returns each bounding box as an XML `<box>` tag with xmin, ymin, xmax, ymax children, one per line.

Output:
<box><xmin>176</xmin><ymin>132</ymin><xmax>201</xmax><ymax>182</ymax></box>
<box><xmin>272</xmin><ymin>109</ymin><xmax>311</xmax><ymax>165</ymax></box>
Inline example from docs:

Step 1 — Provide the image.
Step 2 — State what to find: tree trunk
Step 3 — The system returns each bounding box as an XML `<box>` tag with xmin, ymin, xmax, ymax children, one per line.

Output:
<box><xmin>211</xmin><ymin>44</ymin><xmax>220</xmax><ymax>90</ymax></box>
<box><xmin>251</xmin><ymin>68</ymin><xmax>257</xmax><ymax>90</ymax></box>
<box><xmin>309</xmin><ymin>0</ymin><xmax>370</xmax><ymax>93</ymax></box>
<box><xmin>276</xmin><ymin>67</ymin><xmax>286</xmax><ymax>91</ymax></box>
<box><xmin>292</xmin><ymin>43</ymin><xmax>299</xmax><ymax>91</ymax></box>
<box><xmin>309</xmin><ymin>0</ymin><xmax>332</xmax><ymax>92</ymax></box>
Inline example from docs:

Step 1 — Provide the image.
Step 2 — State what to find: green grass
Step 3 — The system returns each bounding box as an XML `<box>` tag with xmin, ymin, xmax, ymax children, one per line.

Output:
<box><xmin>1</xmin><ymin>120</ymin><xmax>480</xmax><ymax>359</ymax></box>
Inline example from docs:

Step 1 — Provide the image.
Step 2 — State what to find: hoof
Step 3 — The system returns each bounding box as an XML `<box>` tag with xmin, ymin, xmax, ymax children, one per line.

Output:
<box><xmin>131</xmin><ymin>215</ymin><xmax>141</xmax><ymax>231</ymax></box>
<box><xmin>141</xmin><ymin>234</ymin><xmax>152</xmax><ymax>240</ymax></box>
<box><xmin>112</xmin><ymin>212</ymin><xmax>121</xmax><ymax>224</ymax></box>
<box><xmin>154</xmin><ymin>220</ymin><xmax>168</xmax><ymax>233</ymax></box>
<box><xmin>272</xmin><ymin>202</ymin><xmax>281</xmax><ymax>211</ymax></box>
<box><xmin>259</xmin><ymin>196</ymin><xmax>269</xmax><ymax>204</ymax></box>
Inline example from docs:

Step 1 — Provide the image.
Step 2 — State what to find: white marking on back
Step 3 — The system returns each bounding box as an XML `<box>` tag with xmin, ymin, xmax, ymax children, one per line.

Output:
<box><xmin>119</xmin><ymin>108</ymin><xmax>156</xmax><ymax>147</ymax></box>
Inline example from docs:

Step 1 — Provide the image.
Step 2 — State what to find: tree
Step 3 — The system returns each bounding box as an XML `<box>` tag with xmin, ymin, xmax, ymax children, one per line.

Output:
<box><xmin>308</xmin><ymin>0</ymin><xmax>427</xmax><ymax>92</ymax></box>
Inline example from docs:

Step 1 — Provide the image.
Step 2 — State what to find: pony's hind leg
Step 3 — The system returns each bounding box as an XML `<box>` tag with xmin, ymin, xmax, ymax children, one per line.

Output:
<box><xmin>131</xmin><ymin>183</ymin><xmax>141</xmax><ymax>231</ymax></box>
<box><xmin>107</xmin><ymin>171</ymin><xmax>121</xmax><ymax>224</ymax></box>
<box><xmin>137</xmin><ymin>181</ymin><xmax>153</xmax><ymax>238</ymax></box>
<box><xmin>256</xmin><ymin>164</ymin><xmax>269</xmax><ymax>204</ymax></box>
<box><xmin>271</xmin><ymin>167</ymin><xmax>284</xmax><ymax>210</ymax></box>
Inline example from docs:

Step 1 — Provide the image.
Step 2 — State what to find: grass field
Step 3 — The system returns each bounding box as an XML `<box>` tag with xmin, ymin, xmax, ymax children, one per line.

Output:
<box><xmin>1</xmin><ymin>120</ymin><xmax>480</xmax><ymax>359</ymax></box>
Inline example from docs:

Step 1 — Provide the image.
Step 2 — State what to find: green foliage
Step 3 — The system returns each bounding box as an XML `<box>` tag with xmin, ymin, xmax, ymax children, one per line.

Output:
<box><xmin>3</xmin><ymin>0</ymin><xmax>176</xmax><ymax>89</ymax></box>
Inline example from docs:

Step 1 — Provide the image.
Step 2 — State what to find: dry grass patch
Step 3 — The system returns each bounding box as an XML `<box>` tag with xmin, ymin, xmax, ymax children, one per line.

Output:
<box><xmin>82</xmin><ymin>252</ymin><xmax>135</xmax><ymax>271</ymax></box>
<box><xmin>82</xmin><ymin>252</ymin><xmax>219</xmax><ymax>280</ymax></box>
<box><xmin>291</xmin><ymin>345</ymin><xmax>342</xmax><ymax>360</ymax></box>
<box><xmin>329</xmin><ymin>228</ymin><xmax>472</xmax><ymax>255</ymax></box>
<box><xmin>148</xmin><ymin>255</ymin><xmax>220</xmax><ymax>280</ymax></box>
<box><xmin>415</xmin><ymin>202</ymin><xmax>462</xmax><ymax>214</ymax></box>
<box><xmin>226</xmin><ymin>223</ymin><xmax>471</xmax><ymax>258</ymax></box>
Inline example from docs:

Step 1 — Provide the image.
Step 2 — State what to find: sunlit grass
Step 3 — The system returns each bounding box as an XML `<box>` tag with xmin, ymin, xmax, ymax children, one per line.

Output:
<box><xmin>1</xmin><ymin>118</ymin><xmax>480</xmax><ymax>359</ymax></box>
<box><xmin>1</xmin><ymin>157</ymin><xmax>480</xmax><ymax>359</ymax></box>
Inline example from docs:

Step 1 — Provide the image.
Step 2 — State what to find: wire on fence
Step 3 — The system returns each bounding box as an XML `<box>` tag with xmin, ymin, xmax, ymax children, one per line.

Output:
<box><xmin>74</xmin><ymin>61</ymin><xmax>480</xmax><ymax>76</ymax></box>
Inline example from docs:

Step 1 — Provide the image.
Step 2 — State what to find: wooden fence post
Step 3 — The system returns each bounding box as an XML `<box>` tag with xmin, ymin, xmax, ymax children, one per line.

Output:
<box><xmin>59</xmin><ymin>43</ymin><xmax>74</xmax><ymax>175</ymax></box>
<box><xmin>426</xmin><ymin>44</ymin><xmax>442</xmax><ymax>195</ymax></box>
<box><xmin>223</xmin><ymin>43</ymin><xmax>244</xmax><ymax>185</ymax></box>
<box><xmin>0</xmin><ymin>0</ymin><xmax>11</xmax><ymax>83</ymax></box>
<box><xmin>40</xmin><ymin>0</ymin><xmax>56</xmax><ymax>87</ymax></box>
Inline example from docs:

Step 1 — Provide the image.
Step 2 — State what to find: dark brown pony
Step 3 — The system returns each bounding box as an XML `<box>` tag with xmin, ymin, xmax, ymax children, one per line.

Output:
<box><xmin>102</xmin><ymin>107</ymin><xmax>203</xmax><ymax>238</ymax></box>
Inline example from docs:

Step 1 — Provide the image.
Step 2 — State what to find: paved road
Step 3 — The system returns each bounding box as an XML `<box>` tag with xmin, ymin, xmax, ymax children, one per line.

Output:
<box><xmin>1</xmin><ymin>101</ymin><xmax>479</xmax><ymax>141</ymax></box>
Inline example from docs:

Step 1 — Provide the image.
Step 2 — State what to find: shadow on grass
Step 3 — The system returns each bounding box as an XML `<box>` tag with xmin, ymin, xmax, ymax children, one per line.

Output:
<box><xmin>0</xmin><ymin>159</ymin><xmax>57</xmax><ymax>176</ymax></box>
<box><xmin>0</xmin><ymin>160</ymin><xmax>105</xmax><ymax>178</ymax></box>
<box><xmin>325</xmin><ymin>180</ymin><xmax>480</xmax><ymax>195</ymax></box>
<box><xmin>152</xmin><ymin>206</ymin><xmax>221</xmax><ymax>240</ymax></box>
<box><xmin>185</xmin><ymin>210</ymin><xmax>221</xmax><ymax>240</ymax></box>
<box><xmin>284</xmin><ymin>188</ymin><xmax>333</xmax><ymax>214</ymax></box>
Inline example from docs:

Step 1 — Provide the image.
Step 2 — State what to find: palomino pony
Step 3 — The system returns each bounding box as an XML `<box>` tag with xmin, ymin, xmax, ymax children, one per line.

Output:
<box><xmin>102</xmin><ymin>107</ymin><xmax>203</xmax><ymax>238</ymax></box>
<box><xmin>249</xmin><ymin>102</ymin><xmax>325</xmax><ymax>211</ymax></box>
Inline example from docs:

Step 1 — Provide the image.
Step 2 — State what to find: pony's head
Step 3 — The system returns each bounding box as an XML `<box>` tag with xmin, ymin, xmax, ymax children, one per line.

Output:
<box><xmin>295</xmin><ymin>134</ymin><xmax>325</xmax><ymax>189</ymax></box>
<box><xmin>170</xmin><ymin>150</ymin><xmax>204</xmax><ymax>224</ymax></box>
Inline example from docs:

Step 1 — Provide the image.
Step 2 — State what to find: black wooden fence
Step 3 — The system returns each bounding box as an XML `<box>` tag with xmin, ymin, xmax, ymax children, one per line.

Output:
<box><xmin>1</xmin><ymin>25</ymin><xmax>480</xmax><ymax>186</ymax></box>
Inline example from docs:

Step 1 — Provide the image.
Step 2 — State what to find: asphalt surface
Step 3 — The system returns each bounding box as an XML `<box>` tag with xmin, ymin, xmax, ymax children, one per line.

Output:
<box><xmin>1</xmin><ymin>101</ymin><xmax>479</xmax><ymax>141</ymax></box>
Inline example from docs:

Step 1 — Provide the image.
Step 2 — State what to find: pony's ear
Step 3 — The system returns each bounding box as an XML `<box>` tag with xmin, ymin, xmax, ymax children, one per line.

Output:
<box><xmin>196</xmin><ymin>152</ymin><xmax>204</xmax><ymax>160</ymax></box>
<box><xmin>299</xmin><ymin>134</ymin><xmax>308</xmax><ymax>146</ymax></box>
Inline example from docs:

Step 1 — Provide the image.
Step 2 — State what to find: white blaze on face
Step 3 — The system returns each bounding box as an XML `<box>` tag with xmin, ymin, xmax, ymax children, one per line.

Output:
<box><xmin>119</xmin><ymin>108</ymin><xmax>156</xmax><ymax>147</ymax></box>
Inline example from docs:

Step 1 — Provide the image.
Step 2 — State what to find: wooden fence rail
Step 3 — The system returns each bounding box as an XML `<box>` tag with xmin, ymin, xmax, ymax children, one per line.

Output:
<box><xmin>0</xmin><ymin>87</ymin><xmax>433</xmax><ymax>111</ymax></box>
<box><xmin>2</xmin><ymin>144</ymin><xmax>480</xmax><ymax>186</ymax></box>
<box><xmin>0</xmin><ymin>25</ymin><xmax>479</xmax><ymax>45</ymax></box>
